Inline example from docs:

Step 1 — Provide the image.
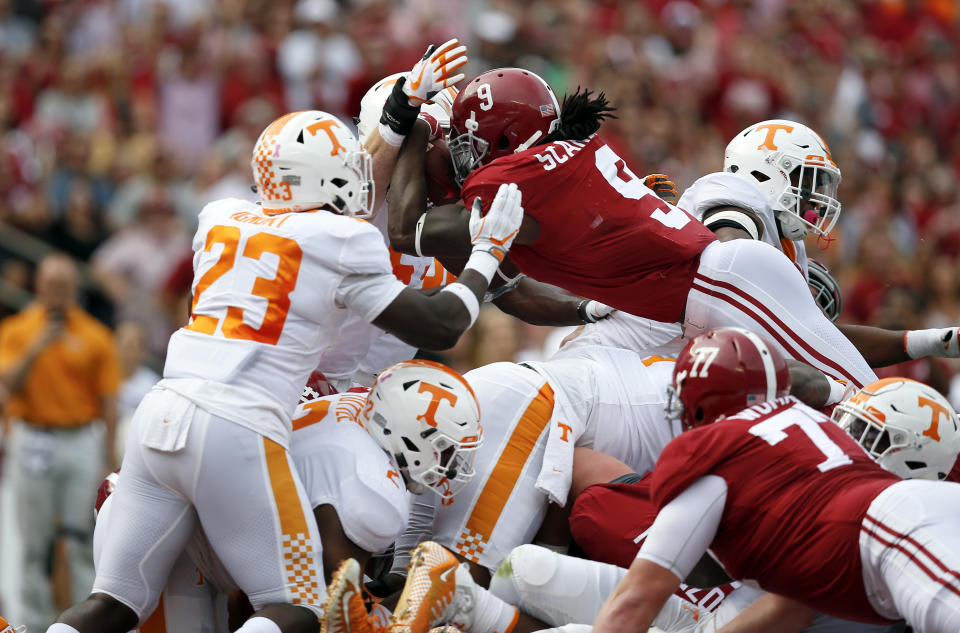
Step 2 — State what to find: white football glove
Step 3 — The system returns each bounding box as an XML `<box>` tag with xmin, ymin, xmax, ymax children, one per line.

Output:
<box><xmin>469</xmin><ymin>183</ymin><xmax>524</xmax><ymax>262</ymax></box>
<box><xmin>404</xmin><ymin>38</ymin><xmax>468</xmax><ymax>105</ymax></box>
<box><xmin>580</xmin><ymin>300</ymin><xmax>616</xmax><ymax>323</ymax></box>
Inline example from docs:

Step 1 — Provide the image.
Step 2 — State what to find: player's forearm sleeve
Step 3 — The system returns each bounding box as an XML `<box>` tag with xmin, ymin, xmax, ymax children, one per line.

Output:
<box><xmin>335</xmin><ymin>272</ymin><xmax>407</xmax><ymax>322</ymax></box>
<box><xmin>390</xmin><ymin>494</ymin><xmax>438</xmax><ymax>575</ymax></box>
<box><xmin>636</xmin><ymin>475</ymin><xmax>727</xmax><ymax>581</ymax></box>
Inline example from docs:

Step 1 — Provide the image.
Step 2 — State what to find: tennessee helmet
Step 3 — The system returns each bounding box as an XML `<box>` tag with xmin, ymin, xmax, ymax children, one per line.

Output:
<box><xmin>0</xmin><ymin>617</ymin><xmax>25</xmax><ymax>633</ymax></box>
<box><xmin>362</xmin><ymin>360</ymin><xmax>482</xmax><ymax>499</ymax></box>
<box><xmin>807</xmin><ymin>259</ymin><xmax>842</xmax><ymax>322</ymax></box>
<box><xmin>833</xmin><ymin>378</ymin><xmax>960</xmax><ymax>480</ymax></box>
<box><xmin>667</xmin><ymin>327</ymin><xmax>791</xmax><ymax>430</ymax></box>
<box><xmin>252</xmin><ymin>110</ymin><xmax>374</xmax><ymax>218</ymax></box>
<box><xmin>448</xmin><ymin>67</ymin><xmax>560</xmax><ymax>184</ymax></box>
<box><xmin>724</xmin><ymin>120</ymin><xmax>841</xmax><ymax>239</ymax></box>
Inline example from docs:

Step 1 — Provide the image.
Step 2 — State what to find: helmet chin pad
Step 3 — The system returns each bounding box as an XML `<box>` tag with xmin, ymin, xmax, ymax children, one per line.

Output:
<box><xmin>777</xmin><ymin>210</ymin><xmax>807</xmax><ymax>240</ymax></box>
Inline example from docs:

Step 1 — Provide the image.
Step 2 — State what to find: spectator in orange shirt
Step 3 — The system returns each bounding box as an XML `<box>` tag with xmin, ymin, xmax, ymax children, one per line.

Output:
<box><xmin>0</xmin><ymin>252</ymin><xmax>119</xmax><ymax>632</ymax></box>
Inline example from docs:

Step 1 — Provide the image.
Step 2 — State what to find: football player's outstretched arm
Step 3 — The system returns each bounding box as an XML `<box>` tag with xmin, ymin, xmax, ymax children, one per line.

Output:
<box><xmin>374</xmin><ymin>183</ymin><xmax>524</xmax><ymax>350</ymax></box>
<box><xmin>593</xmin><ymin>558</ymin><xmax>680</xmax><ymax>633</ymax></box>
<box><xmin>714</xmin><ymin>593</ymin><xmax>816</xmax><ymax>633</ymax></box>
<box><xmin>840</xmin><ymin>323</ymin><xmax>960</xmax><ymax>367</ymax></box>
<box><xmin>388</xmin><ymin>119</ymin><xmax>472</xmax><ymax>256</ymax></box>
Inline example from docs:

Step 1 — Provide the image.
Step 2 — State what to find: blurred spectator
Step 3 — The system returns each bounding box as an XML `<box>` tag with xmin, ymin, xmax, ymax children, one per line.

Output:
<box><xmin>113</xmin><ymin>319</ymin><xmax>159</xmax><ymax>456</ymax></box>
<box><xmin>0</xmin><ymin>253</ymin><xmax>119</xmax><ymax>631</ymax></box>
<box><xmin>42</xmin><ymin>178</ymin><xmax>110</xmax><ymax>261</ymax></box>
<box><xmin>0</xmin><ymin>0</ymin><xmax>35</xmax><ymax>60</ymax></box>
<box><xmin>92</xmin><ymin>190</ymin><xmax>191</xmax><ymax>355</ymax></box>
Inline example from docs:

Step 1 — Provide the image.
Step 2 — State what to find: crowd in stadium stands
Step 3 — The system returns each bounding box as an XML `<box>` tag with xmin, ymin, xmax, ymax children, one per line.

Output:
<box><xmin>0</xmin><ymin>0</ymin><xmax>959</xmax><ymax>388</ymax></box>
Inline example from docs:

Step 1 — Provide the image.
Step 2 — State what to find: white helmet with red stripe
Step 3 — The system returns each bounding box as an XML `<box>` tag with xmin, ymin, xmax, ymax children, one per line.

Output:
<box><xmin>362</xmin><ymin>359</ymin><xmax>482</xmax><ymax>499</ymax></box>
<box><xmin>252</xmin><ymin>110</ymin><xmax>374</xmax><ymax>218</ymax></box>
<box><xmin>724</xmin><ymin>119</ymin><xmax>841</xmax><ymax>239</ymax></box>
<box><xmin>832</xmin><ymin>378</ymin><xmax>960</xmax><ymax>480</ymax></box>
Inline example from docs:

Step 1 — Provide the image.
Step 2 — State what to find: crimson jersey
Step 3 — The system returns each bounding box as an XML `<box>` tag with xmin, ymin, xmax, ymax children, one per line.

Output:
<box><xmin>650</xmin><ymin>396</ymin><xmax>901</xmax><ymax>624</ymax></box>
<box><xmin>461</xmin><ymin>135</ymin><xmax>717</xmax><ymax>322</ymax></box>
<box><xmin>570</xmin><ymin>474</ymin><xmax>739</xmax><ymax>614</ymax></box>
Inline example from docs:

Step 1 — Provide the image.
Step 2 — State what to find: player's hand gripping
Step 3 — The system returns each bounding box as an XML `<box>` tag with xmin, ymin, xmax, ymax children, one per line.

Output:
<box><xmin>470</xmin><ymin>183</ymin><xmax>524</xmax><ymax>262</ymax></box>
<box><xmin>643</xmin><ymin>173</ymin><xmax>679</xmax><ymax>204</ymax></box>
<box><xmin>404</xmin><ymin>38</ymin><xmax>468</xmax><ymax>105</ymax></box>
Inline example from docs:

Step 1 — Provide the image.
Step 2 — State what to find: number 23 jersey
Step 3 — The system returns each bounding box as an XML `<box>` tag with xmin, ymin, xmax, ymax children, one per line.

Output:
<box><xmin>461</xmin><ymin>135</ymin><xmax>717</xmax><ymax>323</ymax></box>
<box><xmin>650</xmin><ymin>396</ymin><xmax>900</xmax><ymax>623</ymax></box>
<box><xmin>162</xmin><ymin>198</ymin><xmax>405</xmax><ymax>446</ymax></box>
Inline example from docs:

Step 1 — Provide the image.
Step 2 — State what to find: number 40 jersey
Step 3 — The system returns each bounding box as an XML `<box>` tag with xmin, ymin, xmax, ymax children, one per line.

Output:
<box><xmin>162</xmin><ymin>198</ymin><xmax>406</xmax><ymax>446</ymax></box>
<box><xmin>461</xmin><ymin>134</ymin><xmax>717</xmax><ymax>323</ymax></box>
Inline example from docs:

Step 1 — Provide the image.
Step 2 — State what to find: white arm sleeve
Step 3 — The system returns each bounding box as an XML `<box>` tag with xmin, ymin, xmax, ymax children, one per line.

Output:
<box><xmin>636</xmin><ymin>474</ymin><xmax>728</xmax><ymax>581</ymax></box>
<box><xmin>390</xmin><ymin>493</ymin><xmax>438</xmax><ymax>576</ymax></box>
<box><xmin>335</xmin><ymin>272</ymin><xmax>407</xmax><ymax>322</ymax></box>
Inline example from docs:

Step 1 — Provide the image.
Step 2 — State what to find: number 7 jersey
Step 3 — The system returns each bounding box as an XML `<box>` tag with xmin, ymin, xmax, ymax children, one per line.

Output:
<box><xmin>650</xmin><ymin>396</ymin><xmax>901</xmax><ymax>623</ymax></box>
<box><xmin>461</xmin><ymin>135</ymin><xmax>717</xmax><ymax>323</ymax></box>
<box><xmin>162</xmin><ymin>198</ymin><xmax>405</xmax><ymax>446</ymax></box>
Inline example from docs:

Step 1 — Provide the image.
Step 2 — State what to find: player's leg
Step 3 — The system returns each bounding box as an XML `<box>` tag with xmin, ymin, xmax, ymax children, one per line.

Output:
<box><xmin>686</xmin><ymin>240</ymin><xmax>876</xmax><ymax>389</ymax></box>
<box><xmin>860</xmin><ymin>480</ymin><xmax>960</xmax><ymax>633</ymax></box>
<box><xmin>58</xmin><ymin>423</ymin><xmax>103</xmax><ymax>604</ymax></box>
<box><xmin>55</xmin><ymin>391</ymin><xmax>202</xmax><ymax>633</ymax></box>
<box><xmin>191</xmin><ymin>413</ymin><xmax>324</xmax><ymax>631</ymax></box>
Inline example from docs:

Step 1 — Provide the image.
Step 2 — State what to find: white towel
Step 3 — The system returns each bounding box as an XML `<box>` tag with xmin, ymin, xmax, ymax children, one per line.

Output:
<box><xmin>522</xmin><ymin>362</ymin><xmax>586</xmax><ymax>506</ymax></box>
<box><xmin>137</xmin><ymin>387</ymin><xmax>196</xmax><ymax>452</ymax></box>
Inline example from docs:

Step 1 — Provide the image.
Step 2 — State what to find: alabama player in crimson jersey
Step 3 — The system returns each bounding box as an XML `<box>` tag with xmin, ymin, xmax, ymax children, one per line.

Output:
<box><xmin>49</xmin><ymin>110</ymin><xmax>525</xmax><ymax>633</ymax></box>
<box><xmin>384</xmin><ymin>68</ymin><xmax>876</xmax><ymax>390</ymax></box>
<box><xmin>592</xmin><ymin>328</ymin><xmax>960</xmax><ymax>633</ymax></box>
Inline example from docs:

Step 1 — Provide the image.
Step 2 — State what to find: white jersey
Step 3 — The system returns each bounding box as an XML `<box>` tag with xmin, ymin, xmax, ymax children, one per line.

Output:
<box><xmin>290</xmin><ymin>391</ymin><xmax>409</xmax><ymax>554</ymax></box>
<box><xmin>402</xmin><ymin>347</ymin><xmax>679</xmax><ymax>571</ymax></box>
<box><xmin>161</xmin><ymin>198</ymin><xmax>406</xmax><ymax>446</ymax></box>
<box><xmin>556</xmin><ymin>311</ymin><xmax>683</xmax><ymax>358</ymax></box>
<box><xmin>538</xmin><ymin>345</ymin><xmax>681</xmax><ymax>477</ymax></box>
<box><xmin>317</xmin><ymin>205</ymin><xmax>453</xmax><ymax>388</ymax></box>
<box><xmin>678</xmin><ymin>171</ymin><xmax>809</xmax><ymax>280</ymax></box>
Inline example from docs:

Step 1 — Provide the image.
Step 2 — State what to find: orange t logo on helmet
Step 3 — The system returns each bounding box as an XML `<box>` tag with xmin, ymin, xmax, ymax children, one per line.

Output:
<box><xmin>416</xmin><ymin>382</ymin><xmax>458</xmax><ymax>428</ymax></box>
<box><xmin>306</xmin><ymin>119</ymin><xmax>347</xmax><ymax>156</ymax></box>
<box><xmin>754</xmin><ymin>122</ymin><xmax>795</xmax><ymax>151</ymax></box>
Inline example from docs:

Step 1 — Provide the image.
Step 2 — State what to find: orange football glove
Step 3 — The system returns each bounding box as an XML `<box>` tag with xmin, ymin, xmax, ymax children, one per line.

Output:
<box><xmin>642</xmin><ymin>173</ymin><xmax>678</xmax><ymax>204</ymax></box>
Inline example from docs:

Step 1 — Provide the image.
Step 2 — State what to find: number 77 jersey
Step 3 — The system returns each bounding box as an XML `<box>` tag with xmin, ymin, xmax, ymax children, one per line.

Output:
<box><xmin>162</xmin><ymin>198</ymin><xmax>404</xmax><ymax>446</ymax></box>
<box><xmin>460</xmin><ymin>134</ymin><xmax>717</xmax><ymax>323</ymax></box>
<box><xmin>649</xmin><ymin>395</ymin><xmax>901</xmax><ymax>623</ymax></box>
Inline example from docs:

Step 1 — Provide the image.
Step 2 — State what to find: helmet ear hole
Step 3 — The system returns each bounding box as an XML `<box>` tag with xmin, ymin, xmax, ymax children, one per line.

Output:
<box><xmin>498</xmin><ymin>135</ymin><xmax>510</xmax><ymax>150</ymax></box>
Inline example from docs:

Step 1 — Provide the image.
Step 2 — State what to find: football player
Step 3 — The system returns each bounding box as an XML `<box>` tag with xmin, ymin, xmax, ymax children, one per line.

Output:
<box><xmin>591</xmin><ymin>328</ymin><xmax>960</xmax><ymax>633</ymax></box>
<box><xmin>48</xmin><ymin>111</ymin><xmax>524</xmax><ymax>633</ymax></box>
<box><xmin>321</xmin><ymin>63</ymin><xmax>613</xmax><ymax>391</ymax></box>
<box><xmin>324</xmin><ymin>343</ymin><xmax>846</xmax><ymax>633</ymax></box>
<box><xmin>91</xmin><ymin>360</ymin><xmax>482</xmax><ymax>632</ymax></box>
<box><xmin>384</xmin><ymin>68</ymin><xmax>877</xmax><ymax>390</ymax></box>
<box><xmin>675</xmin><ymin>121</ymin><xmax>960</xmax><ymax>368</ymax></box>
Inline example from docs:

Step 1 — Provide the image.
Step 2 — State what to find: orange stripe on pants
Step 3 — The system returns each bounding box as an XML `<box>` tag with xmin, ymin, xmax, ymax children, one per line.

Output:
<box><xmin>457</xmin><ymin>383</ymin><xmax>554</xmax><ymax>561</ymax></box>
<box><xmin>140</xmin><ymin>594</ymin><xmax>166</xmax><ymax>633</ymax></box>
<box><xmin>263</xmin><ymin>437</ymin><xmax>321</xmax><ymax>606</ymax></box>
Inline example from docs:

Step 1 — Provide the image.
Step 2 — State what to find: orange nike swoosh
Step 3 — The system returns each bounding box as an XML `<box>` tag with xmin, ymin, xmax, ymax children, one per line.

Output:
<box><xmin>409</xmin><ymin>65</ymin><xmax>427</xmax><ymax>91</ymax></box>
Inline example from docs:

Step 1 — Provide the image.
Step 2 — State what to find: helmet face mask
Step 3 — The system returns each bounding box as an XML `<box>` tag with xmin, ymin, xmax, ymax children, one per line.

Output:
<box><xmin>832</xmin><ymin>378</ymin><xmax>960</xmax><ymax>480</ymax></box>
<box><xmin>363</xmin><ymin>360</ymin><xmax>483</xmax><ymax>500</ymax></box>
<box><xmin>448</xmin><ymin>114</ymin><xmax>490</xmax><ymax>186</ymax></box>
<box><xmin>447</xmin><ymin>67</ymin><xmax>560</xmax><ymax>184</ymax></box>
<box><xmin>252</xmin><ymin>110</ymin><xmax>376</xmax><ymax>219</ymax></box>
<box><xmin>807</xmin><ymin>259</ymin><xmax>842</xmax><ymax>322</ymax></box>
<box><xmin>724</xmin><ymin>119</ymin><xmax>842</xmax><ymax>239</ymax></box>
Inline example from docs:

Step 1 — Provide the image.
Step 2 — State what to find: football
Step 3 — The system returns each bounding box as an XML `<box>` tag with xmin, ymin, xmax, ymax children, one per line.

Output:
<box><xmin>425</xmin><ymin>137</ymin><xmax>460</xmax><ymax>206</ymax></box>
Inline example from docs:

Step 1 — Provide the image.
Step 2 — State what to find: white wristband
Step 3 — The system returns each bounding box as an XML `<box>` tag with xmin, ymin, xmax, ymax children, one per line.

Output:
<box><xmin>378</xmin><ymin>122</ymin><xmax>406</xmax><ymax>147</ymax></box>
<box><xmin>440</xmin><ymin>282</ymin><xmax>480</xmax><ymax>327</ymax></box>
<box><xmin>905</xmin><ymin>327</ymin><xmax>960</xmax><ymax>359</ymax></box>
<box><xmin>463</xmin><ymin>249</ymin><xmax>502</xmax><ymax>285</ymax></box>
<box><xmin>414</xmin><ymin>213</ymin><xmax>427</xmax><ymax>257</ymax></box>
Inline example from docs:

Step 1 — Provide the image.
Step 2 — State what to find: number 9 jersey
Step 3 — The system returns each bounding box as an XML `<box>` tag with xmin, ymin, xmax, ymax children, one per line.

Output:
<box><xmin>460</xmin><ymin>135</ymin><xmax>717</xmax><ymax>323</ymax></box>
<box><xmin>162</xmin><ymin>198</ymin><xmax>406</xmax><ymax>446</ymax></box>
